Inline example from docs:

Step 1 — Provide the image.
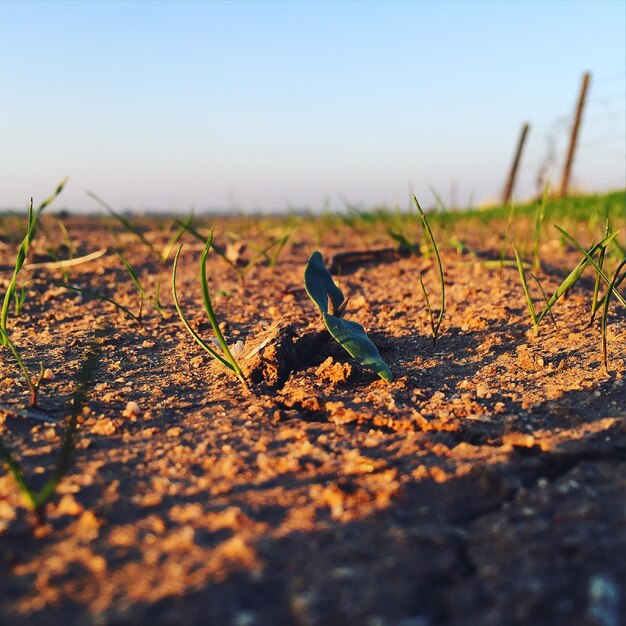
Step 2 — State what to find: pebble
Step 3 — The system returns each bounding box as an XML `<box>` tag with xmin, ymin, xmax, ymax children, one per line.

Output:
<box><xmin>122</xmin><ymin>401</ymin><xmax>141</xmax><ymax>418</ymax></box>
<box><xmin>476</xmin><ymin>384</ymin><xmax>489</xmax><ymax>398</ymax></box>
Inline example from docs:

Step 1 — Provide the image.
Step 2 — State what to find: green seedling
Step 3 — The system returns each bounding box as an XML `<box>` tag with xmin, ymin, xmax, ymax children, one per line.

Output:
<box><xmin>0</xmin><ymin>337</ymin><xmax>100</xmax><ymax>522</ymax></box>
<box><xmin>601</xmin><ymin>259</ymin><xmax>626</xmax><ymax>370</ymax></box>
<box><xmin>388</xmin><ymin>229</ymin><xmax>420</xmax><ymax>256</ymax></box>
<box><xmin>498</xmin><ymin>202</ymin><xmax>517</xmax><ymax>272</ymax></box>
<box><xmin>111</xmin><ymin>248</ymin><xmax>165</xmax><ymax>319</ymax></box>
<box><xmin>513</xmin><ymin>229</ymin><xmax>621</xmax><ymax>333</ymax></box>
<box><xmin>513</xmin><ymin>245</ymin><xmax>557</xmax><ymax>334</ymax></box>
<box><xmin>532</xmin><ymin>190</ymin><xmax>547</xmax><ymax>272</ymax></box>
<box><xmin>535</xmin><ymin>231</ymin><xmax>618</xmax><ymax>327</ymax></box>
<box><xmin>590</xmin><ymin>219</ymin><xmax>611</xmax><ymax>325</ymax></box>
<box><xmin>172</xmin><ymin>234</ymin><xmax>247</xmax><ymax>388</ymax></box>
<box><xmin>554</xmin><ymin>226</ymin><xmax>626</xmax><ymax>308</ymax></box>
<box><xmin>87</xmin><ymin>191</ymin><xmax>156</xmax><ymax>254</ymax></box>
<box><xmin>13</xmin><ymin>285</ymin><xmax>27</xmax><ymax>316</ymax></box>
<box><xmin>161</xmin><ymin>210</ymin><xmax>195</xmax><ymax>263</ymax></box>
<box><xmin>413</xmin><ymin>195</ymin><xmax>446</xmax><ymax>345</ymax></box>
<box><xmin>52</xmin><ymin>280</ymin><xmax>141</xmax><ymax>325</ymax></box>
<box><xmin>304</xmin><ymin>251</ymin><xmax>392</xmax><ymax>381</ymax></box>
<box><xmin>254</xmin><ymin>230</ymin><xmax>291</xmax><ymax>269</ymax></box>
<box><xmin>1</xmin><ymin>180</ymin><xmax>67</xmax><ymax>405</ymax></box>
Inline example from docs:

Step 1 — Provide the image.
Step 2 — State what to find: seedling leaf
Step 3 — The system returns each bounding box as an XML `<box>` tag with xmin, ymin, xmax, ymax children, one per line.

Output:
<box><xmin>304</xmin><ymin>251</ymin><xmax>392</xmax><ymax>381</ymax></box>
<box><xmin>323</xmin><ymin>314</ymin><xmax>392</xmax><ymax>382</ymax></box>
<box><xmin>304</xmin><ymin>251</ymin><xmax>345</xmax><ymax>314</ymax></box>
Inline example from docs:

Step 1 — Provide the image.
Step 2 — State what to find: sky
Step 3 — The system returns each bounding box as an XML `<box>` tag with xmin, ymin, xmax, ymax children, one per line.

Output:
<box><xmin>1</xmin><ymin>0</ymin><xmax>624</xmax><ymax>213</ymax></box>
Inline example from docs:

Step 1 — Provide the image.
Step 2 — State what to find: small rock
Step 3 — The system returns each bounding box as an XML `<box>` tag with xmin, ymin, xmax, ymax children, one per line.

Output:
<box><xmin>54</xmin><ymin>494</ymin><xmax>84</xmax><ymax>517</ymax></box>
<box><xmin>476</xmin><ymin>384</ymin><xmax>489</xmax><ymax>398</ymax></box>
<box><xmin>122</xmin><ymin>401</ymin><xmax>141</xmax><ymax>418</ymax></box>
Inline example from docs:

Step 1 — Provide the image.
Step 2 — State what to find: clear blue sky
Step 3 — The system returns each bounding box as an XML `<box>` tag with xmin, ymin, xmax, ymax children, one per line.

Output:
<box><xmin>1</xmin><ymin>0</ymin><xmax>624</xmax><ymax>212</ymax></box>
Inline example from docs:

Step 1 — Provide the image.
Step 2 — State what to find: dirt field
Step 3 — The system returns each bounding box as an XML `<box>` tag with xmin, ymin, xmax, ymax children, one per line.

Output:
<box><xmin>0</xmin><ymin>211</ymin><xmax>624</xmax><ymax>626</ymax></box>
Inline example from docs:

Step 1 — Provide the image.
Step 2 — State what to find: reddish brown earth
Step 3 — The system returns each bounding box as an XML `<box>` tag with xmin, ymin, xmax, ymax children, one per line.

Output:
<box><xmin>0</xmin><ymin>214</ymin><xmax>624</xmax><ymax>626</ymax></box>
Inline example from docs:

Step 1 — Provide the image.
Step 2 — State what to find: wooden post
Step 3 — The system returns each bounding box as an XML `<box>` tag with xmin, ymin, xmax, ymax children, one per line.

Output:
<box><xmin>560</xmin><ymin>72</ymin><xmax>591</xmax><ymax>198</ymax></box>
<box><xmin>502</xmin><ymin>122</ymin><xmax>530</xmax><ymax>204</ymax></box>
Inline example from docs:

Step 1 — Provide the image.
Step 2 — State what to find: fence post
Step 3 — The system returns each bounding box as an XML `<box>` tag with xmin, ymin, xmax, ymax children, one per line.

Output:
<box><xmin>560</xmin><ymin>72</ymin><xmax>591</xmax><ymax>198</ymax></box>
<box><xmin>502</xmin><ymin>122</ymin><xmax>530</xmax><ymax>204</ymax></box>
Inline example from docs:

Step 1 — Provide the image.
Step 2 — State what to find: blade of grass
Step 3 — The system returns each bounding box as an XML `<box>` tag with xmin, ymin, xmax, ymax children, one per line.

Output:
<box><xmin>34</xmin><ymin>177</ymin><xmax>68</xmax><ymax>218</ymax></box>
<box><xmin>531</xmin><ymin>273</ymin><xmax>557</xmax><ymax>329</ymax></box>
<box><xmin>594</xmin><ymin>270</ymin><xmax>626</xmax><ymax>313</ymax></box>
<box><xmin>589</xmin><ymin>220</ymin><xmax>609</xmax><ymax>325</ymax></box>
<box><xmin>112</xmin><ymin>248</ymin><xmax>146</xmax><ymax>298</ymax></box>
<box><xmin>418</xmin><ymin>271</ymin><xmax>437</xmax><ymax>338</ymax></box>
<box><xmin>533</xmin><ymin>190</ymin><xmax>547</xmax><ymax>272</ymax></box>
<box><xmin>199</xmin><ymin>234</ymin><xmax>247</xmax><ymax>384</ymax></box>
<box><xmin>0</xmin><ymin>333</ymin><xmax>101</xmax><ymax>520</ymax></box>
<box><xmin>535</xmin><ymin>232</ymin><xmax>620</xmax><ymax>325</ymax></box>
<box><xmin>31</xmin><ymin>339</ymin><xmax>101</xmax><ymax>515</ymax></box>
<box><xmin>513</xmin><ymin>245</ymin><xmax>538</xmax><ymax>332</ymax></box>
<box><xmin>414</xmin><ymin>195</ymin><xmax>445</xmax><ymax>344</ymax></box>
<box><xmin>1</xmin><ymin>200</ymin><xmax>36</xmax><ymax>338</ymax></box>
<box><xmin>112</xmin><ymin>248</ymin><xmax>166</xmax><ymax>317</ymax></box>
<box><xmin>554</xmin><ymin>226</ymin><xmax>626</xmax><ymax>307</ymax></box>
<box><xmin>161</xmin><ymin>210</ymin><xmax>195</xmax><ymax>263</ymax></box>
<box><xmin>602</xmin><ymin>259</ymin><xmax>626</xmax><ymax>370</ymax></box>
<box><xmin>51</xmin><ymin>280</ymin><xmax>141</xmax><ymax>324</ymax></box>
<box><xmin>0</xmin><ymin>438</ymin><xmax>38</xmax><ymax>510</ymax></box>
<box><xmin>87</xmin><ymin>192</ymin><xmax>155</xmax><ymax>253</ymax></box>
<box><xmin>171</xmin><ymin>245</ymin><xmax>235</xmax><ymax>371</ymax></box>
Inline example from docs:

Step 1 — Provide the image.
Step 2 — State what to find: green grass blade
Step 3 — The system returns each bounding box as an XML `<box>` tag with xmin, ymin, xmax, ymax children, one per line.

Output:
<box><xmin>112</xmin><ymin>248</ymin><xmax>146</xmax><ymax>297</ymax></box>
<box><xmin>594</xmin><ymin>270</ymin><xmax>626</xmax><ymax>313</ymax></box>
<box><xmin>243</xmin><ymin>237</ymin><xmax>284</xmax><ymax>273</ymax></box>
<box><xmin>87</xmin><ymin>192</ymin><xmax>155</xmax><ymax>253</ymax></box>
<box><xmin>414</xmin><ymin>196</ymin><xmax>445</xmax><ymax>343</ymax></box>
<box><xmin>602</xmin><ymin>259</ymin><xmax>626</xmax><ymax>370</ymax></box>
<box><xmin>171</xmin><ymin>246</ymin><xmax>234</xmax><ymax>371</ymax></box>
<box><xmin>0</xmin><ymin>332</ymin><xmax>100</xmax><ymax>519</ymax></box>
<box><xmin>590</xmin><ymin>246</ymin><xmax>607</xmax><ymax>324</ymax></box>
<box><xmin>52</xmin><ymin>281</ymin><xmax>141</xmax><ymax>324</ymax></box>
<box><xmin>32</xmin><ymin>338</ymin><xmax>101</xmax><ymax>513</ymax></box>
<box><xmin>535</xmin><ymin>232</ymin><xmax>620</xmax><ymax>325</ymax></box>
<box><xmin>533</xmin><ymin>189</ymin><xmax>547</xmax><ymax>272</ymax></box>
<box><xmin>1</xmin><ymin>200</ymin><xmax>36</xmax><ymax>338</ymax></box>
<box><xmin>199</xmin><ymin>235</ymin><xmax>246</xmax><ymax>382</ymax></box>
<box><xmin>554</xmin><ymin>226</ymin><xmax>626</xmax><ymax>307</ymax></box>
<box><xmin>267</xmin><ymin>232</ymin><xmax>290</xmax><ymax>268</ymax></box>
<box><xmin>513</xmin><ymin>245</ymin><xmax>538</xmax><ymax>330</ymax></box>
<box><xmin>531</xmin><ymin>273</ymin><xmax>557</xmax><ymax>329</ymax></box>
<box><xmin>0</xmin><ymin>437</ymin><xmax>38</xmax><ymax>510</ymax></box>
<box><xmin>161</xmin><ymin>211</ymin><xmax>195</xmax><ymax>263</ymax></box>
<box><xmin>1</xmin><ymin>332</ymin><xmax>38</xmax><ymax>403</ymax></box>
<box><xmin>590</xmin><ymin>220</ymin><xmax>610</xmax><ymax>325</ymax></box>
<box><xmin>35</xmin><ymin>177</ymin><xmax>68</xmax><ymax>218</ymax></box>
<box><xmin>418</xmin><ymin>271</ymin><xmax>436</xmax><ymax>343</ymax></box>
